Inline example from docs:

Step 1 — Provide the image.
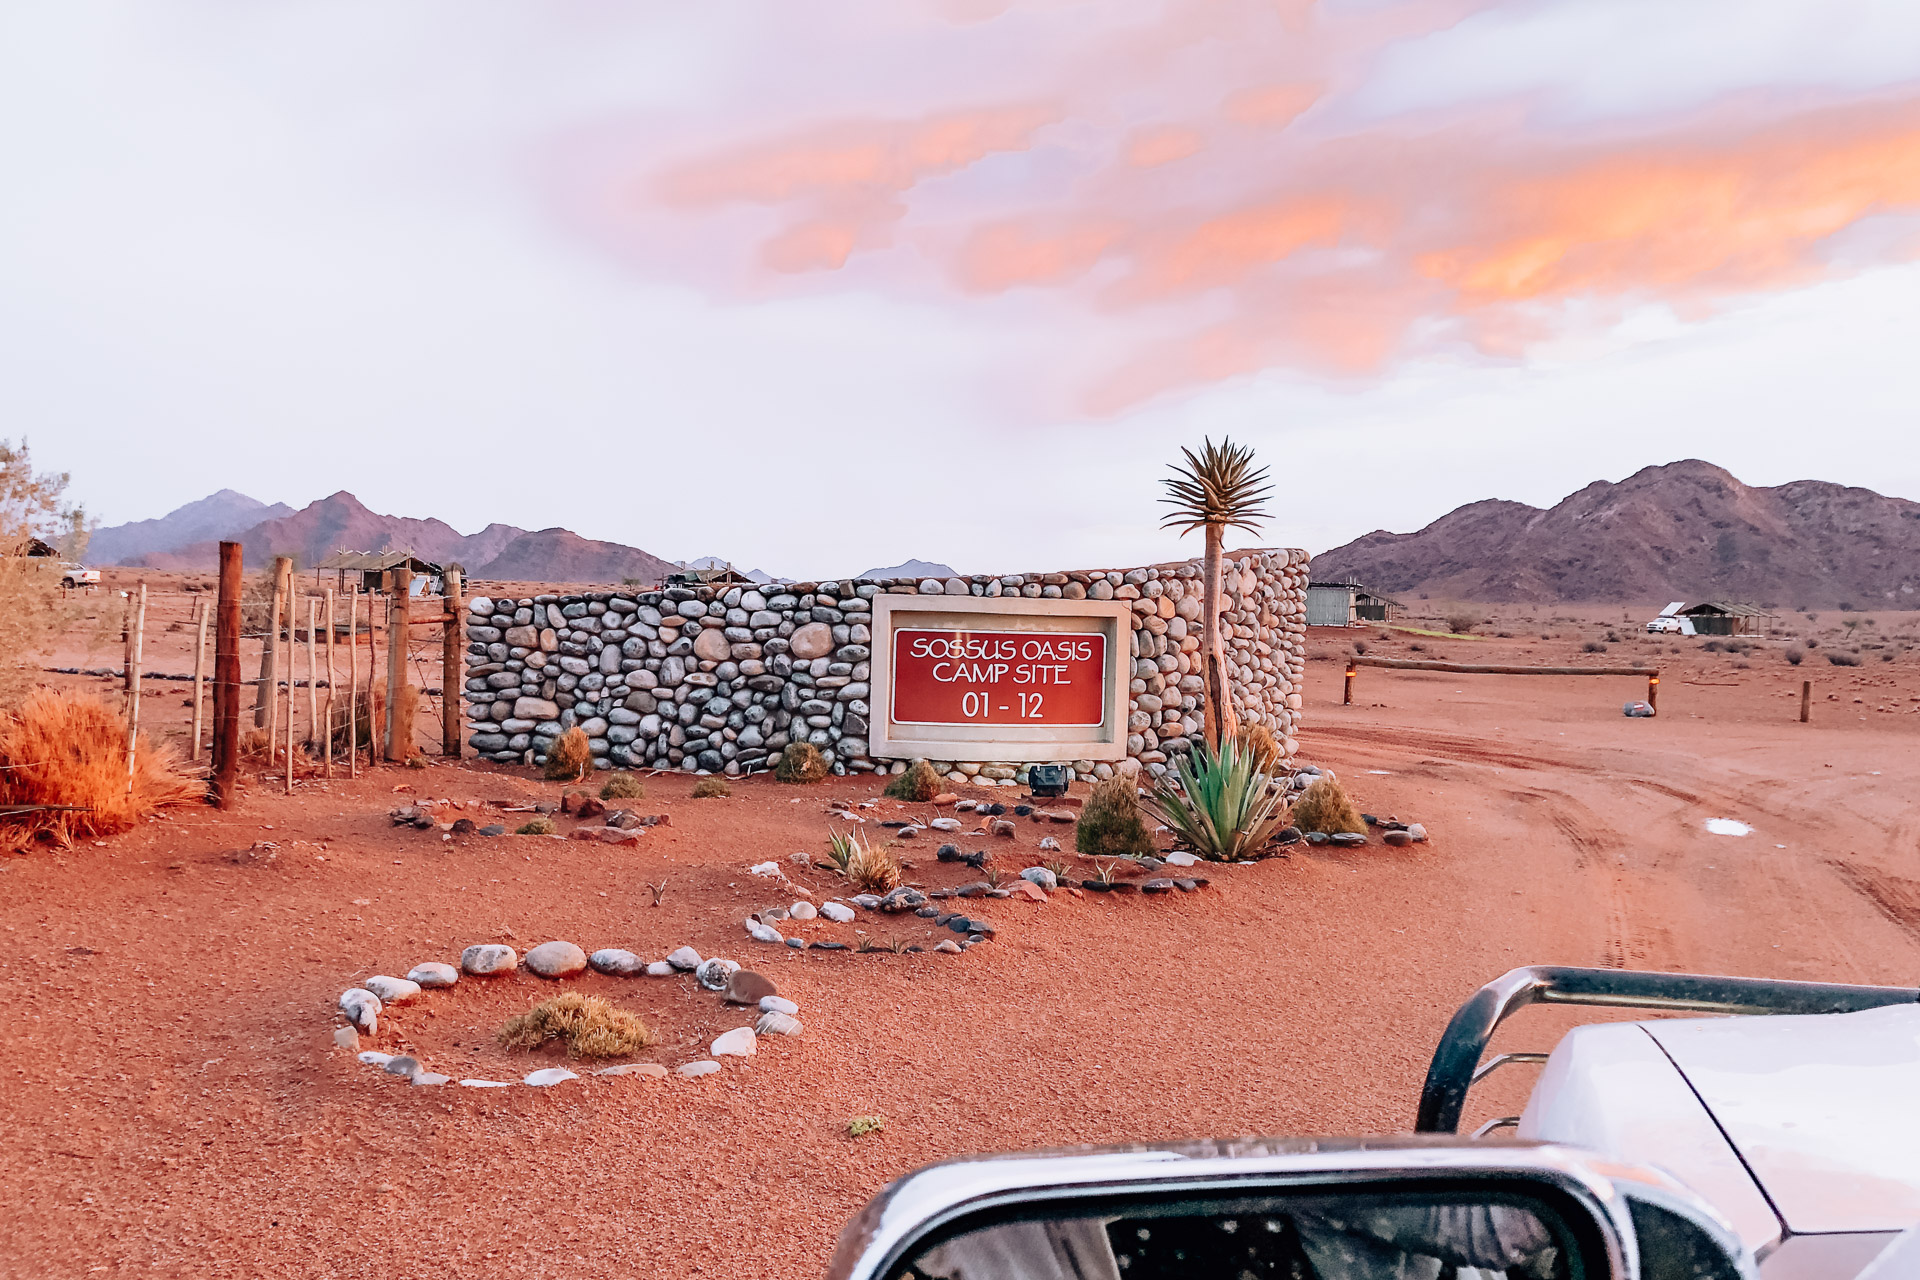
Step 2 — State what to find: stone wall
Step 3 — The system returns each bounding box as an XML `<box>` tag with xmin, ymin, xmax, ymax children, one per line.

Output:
<box><xmin>461</xmin><ymin>547</ymin><xmax>1309</xmax><ymax>785</ymax></box>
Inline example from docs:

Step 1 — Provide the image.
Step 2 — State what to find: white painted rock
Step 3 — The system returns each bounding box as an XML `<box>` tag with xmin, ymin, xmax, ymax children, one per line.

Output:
<box><xmin>666</xmin><ymin>946</ymin><xmax>702</xmax><ymax>971</ymax></box>
<box><xmin>820</xmin><ymin>902</ymin><xmax>856</xmax><ymax>923</ymax></box>
<box><xmin>357</xmin><ymin>1051</ymin><xmax>395</xmax><ymax>1067</ymax></box>
<box><xmin>461</xmin><ymin>944</ymin><xmax>518</xmax><ymax>976</ymax></box>
<box><xmin>339</xmin><ymin>989</ymin><xmax>381</xmax><ymax>1033</ymax></box>
<box><xmin>524</xmin><ymin>940</ymin><xmax>588</xmax><ymax>978</ymax></box>
<box><xmin>523</xmin><ymin>1067</ymin><xmax>579</xmax><ymax>1087</ymax></box>
<box><xmin>746</xmin><ymin>922</ymin><xmax>784</xmax><ymax>944</ymax></box>
<box><xmin>675</xmin><ymin>1060</ymin><xmax>721</xmax><ymax>1078</ymax></box>
<box><xmin>411</xmin><ymin>1072</ymin><xmax>450</xmax><ymax>1086</ymax></box>
<box><xmin>589</xmin><ymin>948</ymin><xmax>645</xmax><ymax>976</ymax></box>
<box><xmin>754</xmin><ymin>1011</ymin><xmax>803</xmax><ymax>1037</ymax></box>
<box><xmin>928</xmin><ymin>817</ymin><xmax>962</xmax><ymax>832</ymax></box>
<box><xmin>1164</xmin><ymin>850</ymin><xmax>1200</xmax><ymax>867</ymax></box>
<box><xmin>788</xmin><ymin>901</ymin><xmax>818</xmax><ymax>921</ymax></box>
<box><xmin>711</xmin><ymin>1027</ymin><xmax>757</xmax><ymax>1058</ymax></box>
<box><xmin>760</xmin><ymin>996</ymin><xmax>798</xmax><ymax>1016</ymax></box>
<box><xmin>333</xmin><ymin>1026</ymin><xmax>360</xmax><ymax>1050</ymax></box>
<box><xmin>595</xmin><ymin>1063</ymin><xmax>668</xmax><ymax>1079</ymax></box>
<box><xmin>1038</xmin><ymin>836</ymin><xmax>1061</xmax><ymax>851</ymax></box>
<box><xmin>645</xmin><ymin>961</ymin><xmax>676</xmax><ymax>977</ymax></box>
<box><xmin>407</xmin><ymin>962</ymin><xmax>459</xmax><ymax>988</ymax></box>
<box><xmin>383</xmin><ymin>1056</ymin><xmax>419</xmax><ymax>1077</ymax></box>
<box><xmin>364</xmin><ymin>975</ymin><xmax>421</xmax><ymax>1004</ymax></box>
<box><xmin>459</xmin><ymin>1079</ymin><xmax>512</xmax><ymax>1088</ymax></box>
<box><xmin>748</xmin><ymin>860</ymin><xmax>781</xmax><ymax>877</ymax></box>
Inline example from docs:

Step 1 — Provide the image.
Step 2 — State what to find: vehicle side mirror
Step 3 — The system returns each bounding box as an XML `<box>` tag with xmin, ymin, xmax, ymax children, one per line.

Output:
<box><xmin>827</xmin><ymin>1140</ymin><xmax>1753</xmax><ymax>1280</ymax></box>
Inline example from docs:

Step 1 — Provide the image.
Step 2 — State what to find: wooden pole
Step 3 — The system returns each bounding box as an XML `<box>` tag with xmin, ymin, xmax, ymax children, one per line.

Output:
<box><xmin>120</xmin><ymin>591</ymin><xmax>133</xmax><ymax>709</ymax></box>
<box><xmin>255</xmin><ymin>555</ymin><xmax>291</xmax><ymax>728</ymax></box>
<box><xmin>212</xmin><ymin>542</ymin><xmax>243</xmax><ymax>808</ymax></box>
<box><xmin>442</xmin><ymin>567</ymin><xmax>464</xmax><ymax>759</ymax></box>
<box><xmin>306</xmin><ymin>597</ymin><xmax>319</xmax><ymax>761</ymax></box>
<box><xmin>1349</xmin><ymin>657</ymin><xmax>1661</xmax><ymax>677</ymax></box>
<box><xmin>1800</xmin><ymin>679</ymin><xmax>1811</xmax><ymax>724</ymax></box>
<box><xmin>189</xmin><ymin>597</ymin><xmax>209</xmax><ymax>762</ymax></box>
<box><xmin>1344</xmin><ymin>661</ymin><xmax>1356</xmax><ymax>705</ymax></box>
<box><xmin>125</xmin><ymin>582</ymin><xmax>147</xmax><ymax>795</ymax></box>
<box><xmin>367</xmin><ymin>581</ymin><xmax>383</xmax><ymax>767</ymax></box>
<box><xmin>1647</xmin><ymin>672</ymin><xmax>1659</xmax><ymax>714</ymax></box>
<box><xmin>347</xmin><ymin>590</ymin><xmax>359</xmax><ymax>779</ymax></box>
<box><xmin>324</xmin><ymin>589</ymin><xmax>336</xmax><ymax>780</ymax></box>
<box><xmin>285</xmin><ymin>586</ymin><xmax>297</xmax><ymax>794</ymax></box>
<box><xmin>385</xmin><ymin>566</ymin><xmax>412</xmax><ymax>762</ymax></box>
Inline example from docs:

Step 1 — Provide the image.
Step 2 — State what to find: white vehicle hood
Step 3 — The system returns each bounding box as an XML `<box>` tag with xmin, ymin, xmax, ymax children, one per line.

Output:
<box><xmin>1519</xmin><ymin>1003</ymin><xmax>1920</xmax><ymax>1251</ymax></box>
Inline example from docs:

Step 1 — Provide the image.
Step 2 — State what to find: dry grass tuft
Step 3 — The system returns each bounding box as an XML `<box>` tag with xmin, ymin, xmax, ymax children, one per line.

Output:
<box><xmin>774</xmin><ymin>741</ymin><xmax>830</xmax><ymax>784</ymax></box>
<box><xmin>599</xmin><ymin>772</ymin><xmax>644</xmax><ymax>801</ymax></box>
<box><xmin>883</xmin><ymin>758</ymin><xmax>941</xmax><ymax>802</ymax></box>
<box><xmin>846</xmin><ymin>834</ymin><xmax>902</xmax><ymax>894</ymax></box>
<box><xmin>0</xmin><ymin>690</ymin><xmax>202</xmax><ymax>852</ymax></box>
<box><xmin>1075</xmin><ymin>774</ymin><xmax>1155</xmax><ymax>859</ymax></box>
<box><xmin>498</xmin><ymin>992</ymin><xmax>656</xmax><ymax>1058</ymax></box>
<box><xmin>1290</xmin><ymin>776</ymin><xmax>1367</xmax><ymax>835</ymax></box>
<box><xmin>544</xmin><ymin>726</ymin><xmax>592</xmax><ymax>781</ymax></box>
<box><xmin>1235</xmin><ymin>723</ymin><xmax>1281</xmax><ymax>776</ymax></box>
<box><xmin>691</xmin><ymin>776</ymin><xmax>731</xmax><ymax>799</ymax></box>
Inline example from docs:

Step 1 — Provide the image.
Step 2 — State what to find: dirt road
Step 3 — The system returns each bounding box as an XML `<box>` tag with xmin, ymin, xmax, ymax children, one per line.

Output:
<box><xmin>3</xmin><ymin>607</ymin><xmax>1917</xmax><ymax>1278</ymax></box>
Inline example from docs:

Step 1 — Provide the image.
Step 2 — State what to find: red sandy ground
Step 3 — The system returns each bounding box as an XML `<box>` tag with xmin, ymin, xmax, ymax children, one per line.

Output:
<box><xmin>5</xmin><ymin>583</ymin><xmax>1920</xmax><ymax>1278</ymax></box>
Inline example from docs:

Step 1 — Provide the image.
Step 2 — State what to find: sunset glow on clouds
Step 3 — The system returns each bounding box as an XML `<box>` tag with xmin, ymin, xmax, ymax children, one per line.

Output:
<box><xmin>606</xmin><ymin>1</ymin><xmax>1920</xmax><ymax>413</ymax></box>
<box><xmin>6</xmin><ymin>1</ymin><xmax>1920</xmax><ymax>574</ymax></box>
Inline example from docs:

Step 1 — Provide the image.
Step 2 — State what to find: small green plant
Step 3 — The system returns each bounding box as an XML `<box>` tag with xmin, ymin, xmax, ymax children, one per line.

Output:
<box><xmin>1145</xmin><ymin>736</ymin><xmax>1290</xmax><ymax>862</ymax></box>
<box><xmin>826</xmin><ymin>826</ymin><xmax>861</xmax><ymax>873</ymax></box>
<box><xmin>646</xmin><ymin>879</ymin><xmax>667</xmax><ymax>907</ymax></box>
<box><xmin>847</xmin><ymin>1115</ymin><xmax>885</xmax><ymax>1139</ymax></box>
<box><xmin>984</xmin><ymin>866</ymin><xmax>1007</xmax><ymax>890</ymax></box>
<box><xmin>691</xmin><ymin>776</ymin><xmax>731</xmax><ymax>798</ymax></box>
<box><xmin>1041</xmin><ymin>857</ymin><xmax>1071</xmax><ymax>882</ymax></box>
<box><xmin>498</xmin><ymin>992</ymin><xmax>656</xmax><ymax>1058</ymax></box>
<box><xmin>883</xmin><ymin>758</ymin><xmax>942</xmax><ymax>802</ymax></box>
<box><xmin>1075</xmin><ymin>774</ymin><xmax>1156</xmax><ymax>859</ymax></box>
<box><xmin>516</xmin><ymin>816</ymin><xmax>556</xmax><ymax>836</ymax></box>
<box><xmin>544</xmin><ymin>726</ymin><xmax>592</xmax><ymax>782</ymax></box>
<box><xmin>1290</xmin><ymin>775</ymin><xmax>1367</xmax><ymax>836</ymax></box>
<box><xmin>600</xmin><ymin>772</ymin><xmax>645</xmax><ymax>801</ymax></box>
<box><xmin>1092</xmin><ymin>859</ymin><xmax>1120</xmax><ymax>886</ymax></box>
<box><xmin>775</xmin><ymin>741</ymin><xmax>830</xmax><ymax>784</ymax></box>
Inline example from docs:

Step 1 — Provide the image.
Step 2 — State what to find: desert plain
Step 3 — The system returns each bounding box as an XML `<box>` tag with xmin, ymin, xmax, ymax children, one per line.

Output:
<box><xmin>5</xmin><ymin>574</ymin><xmax>1919</xmax><ymax>1278</ymax></box>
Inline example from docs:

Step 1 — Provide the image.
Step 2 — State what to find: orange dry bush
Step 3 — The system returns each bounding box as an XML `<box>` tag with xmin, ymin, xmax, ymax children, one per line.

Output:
<box><xmin>0</xmin><ymin>689</ymin><xmax>201</xmax><ymax>851</ymax></box>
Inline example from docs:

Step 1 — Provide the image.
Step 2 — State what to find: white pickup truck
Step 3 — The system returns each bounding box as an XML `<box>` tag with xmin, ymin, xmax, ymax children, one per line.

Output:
<box><xmin>832</xmin><ymin>966</ymin><xmax>1920</xmax><ymax>1280</ymax></box>
<box><xmin>59</xmin><ymin>561</ymin><xmax>100</xmax><ymax>590</ymax></box>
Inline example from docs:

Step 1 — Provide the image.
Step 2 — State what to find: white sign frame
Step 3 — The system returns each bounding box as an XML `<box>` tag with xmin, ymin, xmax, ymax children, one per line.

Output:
<box><xmin>868</xmin><ymin>593</ymin><xmax>1132</xmax><ymax>762</ymax></box>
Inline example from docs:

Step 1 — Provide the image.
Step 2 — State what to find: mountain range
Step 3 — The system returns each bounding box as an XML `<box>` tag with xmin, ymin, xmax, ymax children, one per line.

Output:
<box><xmin>91</xmin><ymin>490</ymin><xmax>679</xmax><ymax>586</ymax></box>
<box><xmin>1313</xmin><ymin>460</ymin><xmax>1920</xmax><ymax>609</ymax></box>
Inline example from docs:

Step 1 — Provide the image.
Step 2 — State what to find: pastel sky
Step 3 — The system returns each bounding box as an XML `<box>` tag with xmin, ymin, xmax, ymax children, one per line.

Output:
<box><xmin>7</xmin><ymin>1</ymin><xmax>1920</xmax><ymax>577</ymax></box>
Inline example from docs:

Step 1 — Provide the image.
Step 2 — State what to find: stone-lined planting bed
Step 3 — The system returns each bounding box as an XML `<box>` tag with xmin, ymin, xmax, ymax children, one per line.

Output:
<box><xmin>462</xmin><ymin>548</ymin><xmax>1309</xmax><ymax>784</ymax></box>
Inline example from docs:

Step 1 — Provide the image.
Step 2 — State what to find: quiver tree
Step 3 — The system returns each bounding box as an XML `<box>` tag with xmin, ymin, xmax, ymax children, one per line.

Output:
<box><xmin>1159</xmin><ymin>437</ymin><xmax>1272</xmax><ymax>749</ymax></box>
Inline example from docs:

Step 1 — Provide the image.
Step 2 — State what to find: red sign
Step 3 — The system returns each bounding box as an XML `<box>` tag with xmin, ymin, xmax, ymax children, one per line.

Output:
<box><xmin>890</xmin><ymin>628</ymin><xmax>1107</xmax><ymax>726</ymax></box>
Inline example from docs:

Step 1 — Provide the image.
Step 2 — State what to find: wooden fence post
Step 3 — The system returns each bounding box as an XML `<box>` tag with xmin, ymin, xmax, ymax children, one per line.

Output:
<box><xmin>1800</xmin><ymin>679</ymin><xmax>1811</xmax><ymax>724</ymax></box>
<box><xmin>1344</xmin><ymin>661</ymin><xmax>1356</xmax><ymax>706</ymax></box>
<box><xmin>324</xmin><ymin>590</ymin><xmax>336</xmax><ymax>780</ymax></box>
<box><xmin>125</xmin><ymin>582</ymin><xmax>147</xmax><ymax>794</ymax></box>
<box><xmin>347</xmin><ymin>591</ymin><xmax>359</xmax><ymax>779</ymax></box>
<box><xmin>190</xmin><ymin>597</ymin><xmax>209</xmax><ymax>762</ymax></box>
<box><xmin>385</xmin><ymin>566</ymin><xmax>412</xmax><ymax>761</ymax></box>
<box><xmin>442</xmin><ymin>567</ymin><xmax>464</xmax><ymax>759</ymax></box>
<box><xmin>255</xmin><ymin>555</ymin><xmax>291</xmax><ymax>728</ymax></box>
<box><xmin>212</xmin><ymin>542</ymin><xmax>244</xmax><ymax>808</ymax></box>
<box><xmin>1647</xmin><ymin>673</ymin><xmax>1659</xmax><ymax>714</ymax></box>
<box><xmin>285</xmin><ymin>587</ymin><xmax>297</xmax><ymax>794</ymax></box>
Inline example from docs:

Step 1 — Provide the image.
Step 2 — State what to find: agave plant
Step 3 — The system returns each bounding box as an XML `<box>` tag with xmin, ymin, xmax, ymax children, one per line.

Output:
<box><xmin>825</xmin><ymin>826</ymin><xmax>861</xmax><ymax>873</ymax></box>
<box><xmin>1160</xmin><ymin>438</ymin><xmax>1273</xmax><ymax>747</ymax></box>
<box><xmin>1146</xmin><ymin>736</ymin><xmax>1290</xmax><ymax>862</ymax></box>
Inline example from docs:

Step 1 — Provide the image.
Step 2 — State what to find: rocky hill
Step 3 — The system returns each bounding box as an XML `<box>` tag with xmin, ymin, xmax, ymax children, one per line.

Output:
<box><xmin>94</xmin><ymin>490</ymin><xmax>678</xmax><ymax>586</ymax></box>
<box><xmin>1313</xmin><ymin>460</ymin><xmax>1920</xmax><ymax>609</ymax></box>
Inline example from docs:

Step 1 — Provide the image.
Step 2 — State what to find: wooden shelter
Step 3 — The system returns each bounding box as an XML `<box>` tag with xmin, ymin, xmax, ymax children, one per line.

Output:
<box><xmin>1306</xmin><ymin>581</ymin><xmax>1400</xmax><ymax>626</ymax></box>
<box><xmin>314</xmin><ymin>550</ymin><xmax>447</xmax><ymax>596</ymax></box>
<box><xmin>1677</xmin><ymin>601</ymin><xmax>1777</xmax><ymax>637</ymax></box>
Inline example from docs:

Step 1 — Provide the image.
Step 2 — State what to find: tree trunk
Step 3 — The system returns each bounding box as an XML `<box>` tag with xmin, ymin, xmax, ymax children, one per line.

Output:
<box><xmin>1200</xmin><ymin>524</ymin><xmax>1238</xmax><ymax>750</ymax></box>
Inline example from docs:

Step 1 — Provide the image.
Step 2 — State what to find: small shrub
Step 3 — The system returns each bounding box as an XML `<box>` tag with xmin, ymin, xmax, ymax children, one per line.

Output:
<box><xmin>0</xmin><ymin>690</ymin><xmax>201</xmax><ymax>852</ymax></box>
<box><xmin>544</xmin><ymin>726</ymin><xmax>592</xmax><ymax>782</ymax></box>
<box><xmin>1076</xmin><ymin>774</ymin><xmax>1156</xmax><ymax>859</ymax></box>
<box><xmin>847</xmin><ymin>1115</ymin><xmax>885</xmax><ymax>1139</ymax></box>
<box><xmin>825</xmin><ymin>826</ymin><xmax>862</xmax><ymax>873</ymax></box>
<box><xmin>1290</xmin><ymin>776</ymin><xmax>1367</xmax><ymax>836</ymax></box>
<box><xmin>775</xmin><ymin>741</ymin><xmax>830</xmax><ymax>784</ymax></box>
<box><xmin>1409</xmin><ymin>643</ymin><xmax>1426</xmax><ymax>653</ymax></box>
<box><xmin>516</xmin><ymin>816</ymin><xmax>556</xmax><ymax>836</ymax></box>
<box><xmin>1582</xmin><ymin>640</ymin><xmax>1607</xmax><ymax>653</ymax></box>
<box><xmin>1352</xmin><ymin>640</ymin><xmax>1368</xmax><ymax>656</ymax></box>
<box><xmin>1828</xmin><ymin>652</ymin><xmax>1862</xmax><ymax>667</ymax></box>
<box><xmin>1444</xmin><ymin>609</ymin><xmax>1482</xmax><ymax>634</ymax></box>
<box><xmin>1785</xmin><ymin>647</ymin><xmax>1805</xmax><ymax>665</ymax></box>
<box><xmin>1804</xmin><ymin>636</ymin><xmax>1820</xmax><ymax>648</ymax></box>
<box><xmin>691</xmin><ymin>776</ymin><xmax>731</xmax><ymax>798</ymax></box>
<box><xmin>883</xmin><ymin>758</ymin><xmax>942</xmax><ymax>802</ymax></box>
<box><xmin>1235</xmin><ymin>723</ymin><xmax>1281</xmax><ymax>776</ymax></box>
<box><xmin>1701</xmin><ymin>639</ymin><xmax>1724</xmax><ymax>653</ymax></box>
<box><xmin>1041</xmin><ymin>857</ymin><xmax>1071</xmax><ymax>882</ymax></box>
<box><xmin>599</xmin><ymin>772</ymin><xmax>645</xmax><ymax>801</ymax></box>
<box><xmin>498</xmin><ymin>992</ymin><xmax>655</xmax><ymax>1058</ymax></box>
<box><xmin>1604</xmin><ymin>630</ymin><xmax>1621</xmax><ymax>643</ymax></box>
<box><xmin>846</xmin><ymin>835</ymin><xmax>902</xmax><ymax>894</ymax></box>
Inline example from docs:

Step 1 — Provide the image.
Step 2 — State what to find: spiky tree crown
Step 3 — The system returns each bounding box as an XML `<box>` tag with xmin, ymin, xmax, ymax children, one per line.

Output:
<box><xmin>1159</xmin><ymin>437</ymin><xmax>1273</xmax><ymax>536</ymax></box>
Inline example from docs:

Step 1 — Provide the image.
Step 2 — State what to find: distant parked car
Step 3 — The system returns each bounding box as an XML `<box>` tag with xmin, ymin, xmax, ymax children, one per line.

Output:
<box><xmin>59</xmin><ymin>562</ymin><xmax>100</xmax><ymax>590</ymax></box>
<box><xmin>1645</xmin><ymin>615</ymin><xmax>1684</xmax><ymax>633</ymax></box>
